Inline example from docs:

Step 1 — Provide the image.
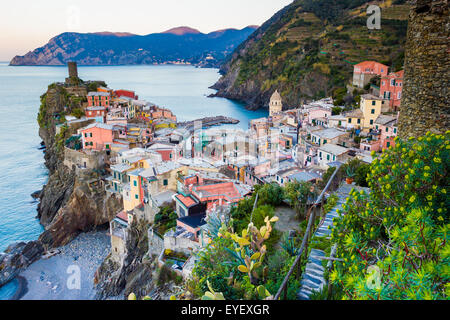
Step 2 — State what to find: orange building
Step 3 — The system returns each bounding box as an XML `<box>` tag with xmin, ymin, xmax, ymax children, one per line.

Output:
<box><xmin>353</xmin><ymin>61</ymin><xmax>389</xmax><ymax>88</ymax></box>
<box><xmin>87</xmin><ymin>92</ymin><xmax>110</xmax><ymax>108</ymax></box>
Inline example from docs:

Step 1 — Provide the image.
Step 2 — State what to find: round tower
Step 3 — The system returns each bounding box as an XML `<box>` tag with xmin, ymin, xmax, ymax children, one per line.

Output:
<box><xmin>269</xmin><ymin>90</ymin><xmax>283</xmax><ymax>116</ymax></box>
<box><xmin>398</xmin><ymin>0</ymin><xmax>449</xmax><ymax>138</ymax></box>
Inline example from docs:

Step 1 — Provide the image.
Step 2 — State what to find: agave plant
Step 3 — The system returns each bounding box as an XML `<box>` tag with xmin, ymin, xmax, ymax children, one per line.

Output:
<box><xmin>280</xmin><ymin>233</ymin><xmax>299</xmax><ymax>256</ymax></box>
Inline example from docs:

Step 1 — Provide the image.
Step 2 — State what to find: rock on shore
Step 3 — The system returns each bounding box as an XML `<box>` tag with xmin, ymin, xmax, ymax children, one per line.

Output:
<box><xmin>0</xmin><ymin>241</ymin><xmax>44</xmax><ymax>287</ymax></box>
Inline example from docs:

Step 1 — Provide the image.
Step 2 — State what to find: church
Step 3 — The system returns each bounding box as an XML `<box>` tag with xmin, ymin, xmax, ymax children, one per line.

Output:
<box><xmin>269</xmin><ymin>90</ymin><xmax>283</xmax><ymax>116</ymax></box>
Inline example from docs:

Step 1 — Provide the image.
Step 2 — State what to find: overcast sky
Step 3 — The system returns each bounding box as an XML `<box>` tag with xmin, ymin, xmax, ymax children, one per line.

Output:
<box><xmin>0</xmin><ymin>0</ymin><xmax>292</xmax><ymax>61</ymax></box>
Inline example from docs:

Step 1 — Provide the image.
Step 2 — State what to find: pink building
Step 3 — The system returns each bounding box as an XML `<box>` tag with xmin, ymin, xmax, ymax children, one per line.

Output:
<box><xmin>78</xmin><ymin>123</ymin><xmax>115</xmax><ymax>151</ymax></box>
<box><xmin>307</xmin><ymin>107</ymin><xmax>331</xmax><ymax>126</ymax></box>
<box><xmin>353</xmin><ymin>61</ymin><xmax>389</xmax><ymax>88</ymax></box>
<box><xmin>380</xmin><ymin>70</ymin><xmax>404</xmax><ymax>111</ymax></box>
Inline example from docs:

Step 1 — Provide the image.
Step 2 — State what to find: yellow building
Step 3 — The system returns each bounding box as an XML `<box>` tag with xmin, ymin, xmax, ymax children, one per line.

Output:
<box><xmin>123</xmin><ymin>169</ymin><xmax>144</xmax><ymax>212</ymax></box>
<box><xmin>269</xmin><ymin>90</ymin><xmax>283</xmax><ymax>116</ymax></box>
<box><xmin>346</xmin><ymin>94</ymin><xmax>383</xmax><ymax>132</ymax></box>
<box><xmin>360</xmin><ymin>94</ymin><xmax>383</xmax><ymax>130</ymax></box>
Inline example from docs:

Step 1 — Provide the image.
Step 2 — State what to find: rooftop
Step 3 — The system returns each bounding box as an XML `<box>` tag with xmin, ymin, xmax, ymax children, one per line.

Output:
<box><xmin>319</xmin><ymin>143</ymin><xmax>349</xmax><ymax>156</ymax></box>
<box><xmin>175</xmin><ymin>194</ymin><xmax>198</xmax><ymax>208</ymax></box>
<box><xmin>177</xmin><ymin>214</ymin><xmax>207</xmax><ymax>229</ymax></box>
<box><xmin>312</xmin><ymin>128</ymin><xmax>348</xmax><ymax>139</ymax></box>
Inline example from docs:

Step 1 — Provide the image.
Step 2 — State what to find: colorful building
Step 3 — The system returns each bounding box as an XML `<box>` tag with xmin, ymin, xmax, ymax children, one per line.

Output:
<box><xmin>353</xmin><ymin>61</ymin><xmax>389</xmax><ymax>88</ymax></box>
<box><xmin>78</xmin><ymin>122</ymin><xmax>115</xmax><ymax>151</ymax></box>
<box><xmin>85</xmin><ymin>106</ymin><xmax>106</xmax><ymax>123</ymax></box>
<box><xmin>380</xmin><ymin>70</ymin><xmax>404</xmax><ymax>111</ymax></box>
<box><xmin>87</xmin><ymin>92</ymin><xmax>110</xmax><ymax>108</ymax></box>
<box><xmin>114</xmin><ymin>89</ymin><xmax>138</xmax><ymax>100</ymax></box>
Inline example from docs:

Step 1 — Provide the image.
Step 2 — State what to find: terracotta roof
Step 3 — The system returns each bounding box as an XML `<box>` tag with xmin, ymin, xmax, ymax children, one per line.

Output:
<box><xmin>175</xmin><ymin>194</ymin><xmax>198</xmax><ymax>208</ymax></box>
<box><xmin>116</xmin><ymin>210</ymin><xmax>128</xmax><ymax>223</ymax></box>
<box><xmin>193</xmin><ymin>182</ymin><xmax>246</xmax><ymax>203</ymax></box>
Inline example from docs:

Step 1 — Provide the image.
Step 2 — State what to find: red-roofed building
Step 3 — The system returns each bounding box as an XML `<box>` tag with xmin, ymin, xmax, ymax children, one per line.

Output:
<box><xmin>380</xmin><ymin>70</ymin><xmax>404</xmax><ymax>110</ymax></box>
<box><xmin>353</xmin><ymin>61</ymin><xmax>389</xmax><ymax>88</ymax></box>
<box><xmin>114</xmin><ymin>89</ymin><xmax>138</xmax><ymax>100</ymax></box>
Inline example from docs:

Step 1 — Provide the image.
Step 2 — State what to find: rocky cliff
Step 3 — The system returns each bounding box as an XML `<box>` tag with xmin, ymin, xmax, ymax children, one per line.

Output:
<box><xmin>36</xmin><ymin>82</ymin><xmax>122</xmax><ymax>248</ymax></box>
<box><xmin>10</xmin><ymin>26</ymin><xmax>257</xmax><ymax>67</ymax></box>
<box><xmin>212</xmin><ymin>0</ymin><xmax>409</xmax><ymax>109</ymax></box>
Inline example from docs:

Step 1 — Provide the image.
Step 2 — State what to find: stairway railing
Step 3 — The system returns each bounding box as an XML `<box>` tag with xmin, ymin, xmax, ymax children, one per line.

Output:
<box><xmin>274</xmin><ymin>164</ymin><xmax>342</xmax><ymax>300</ymax></box>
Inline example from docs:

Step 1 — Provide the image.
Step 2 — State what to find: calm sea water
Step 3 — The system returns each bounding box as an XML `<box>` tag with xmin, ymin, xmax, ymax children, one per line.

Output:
<box><xmin>0</xmin><ymin>63</ymin><xmax>267</xmax><ymax>252</ymax></box>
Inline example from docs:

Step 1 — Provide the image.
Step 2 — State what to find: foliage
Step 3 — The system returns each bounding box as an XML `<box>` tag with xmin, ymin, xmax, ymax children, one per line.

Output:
<box><xmin>355</xmin><ymin>163</ymin><xmax>370</xmax><ymax>187</ymax></box>
<box><xmin>280</xmin><ymin>233</ymin><xmax>301</xmax><ymax>256</ymax></box>
<box><xmin>191</xmin><ymin>216</ymin><xmax>278</xmax><ymax>300</ymax></box>
<box><xmin>154</xmin><ymin>205</ymin><xmax>177</xmax><ymax>234</ymax></box>
<box><xmin>71</xmin><ymin>107</ymin><xmax>84</xmax><ymax>119</ymax></box>
<box><xmin>330</xmin><ymin>132</ymin><xmax>449</xmax><ymax>300</ymax></box>
<box><xmin>254</xmin><ymin>183</ymin><xmax>284</xmax><ymax>207</ymax></box>
<box><xmin>284</xmin><ymin>181</ymin><xmax>318</xmax><ymax>217</ymax></box>
<box><xmin>37</xmin><ymin>93</ymin><xmax>48</xmax><ymax>128</ymax></box>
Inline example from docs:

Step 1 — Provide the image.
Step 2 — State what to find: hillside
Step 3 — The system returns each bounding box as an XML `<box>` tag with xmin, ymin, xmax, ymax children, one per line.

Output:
<box><xmin>9</xmin><ymin>26</ymin><xmax>257</xmax><ymax>67</ymax></box>
<box><xmin>212</xmin><ymin>0</ymin><xmax>409</xmax><ymax>109</ymax></box>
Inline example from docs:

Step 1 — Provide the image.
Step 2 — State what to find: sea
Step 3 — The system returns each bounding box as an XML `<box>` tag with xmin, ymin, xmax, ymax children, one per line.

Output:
<box><xmin>0</xmin><ymin>63</ymin><xmax>267</xmax><ymax>299</ymax></box>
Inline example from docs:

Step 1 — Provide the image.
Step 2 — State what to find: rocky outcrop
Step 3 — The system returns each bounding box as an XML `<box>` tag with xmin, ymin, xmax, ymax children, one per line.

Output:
<box><xmin>94</xmin><ymin>221</ymin><xmax>152</xmax><ymax>299</ymax></box>
<box><xmin>398</xmin><ymin>0</ymin><xmax>449</xmax><ymax>138</ymax></box>
<box><xmin>39</xmin><ymin>170</ymin><xmax>123</xmax><ymax>248</ymax></box>
<box><xmin>36</xmin><ymin>82</ymin><xmax>122</xmax><ymax>248</ymax></box>
<box><xmin>0</xmin><ymin>241</ymin><xmax>44</xmax><ymax>286</ymax></box>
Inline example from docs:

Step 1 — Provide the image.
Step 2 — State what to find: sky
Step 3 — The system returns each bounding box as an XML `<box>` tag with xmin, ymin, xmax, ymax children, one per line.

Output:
<box><xmin>0</xmin><ymin>0</ymin><xmax>292</xmax><ymax>61</ymax></box>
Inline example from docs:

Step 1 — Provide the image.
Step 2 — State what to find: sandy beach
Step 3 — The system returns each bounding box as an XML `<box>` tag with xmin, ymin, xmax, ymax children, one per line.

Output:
<box><xmin>18</xmin><ymin>230</ymin><xmax>111</xmax><ymax>300</ymax></box>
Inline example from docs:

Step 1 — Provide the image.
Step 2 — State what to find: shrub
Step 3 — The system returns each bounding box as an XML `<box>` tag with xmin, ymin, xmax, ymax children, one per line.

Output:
<box><xmin>330</xmin><ymin>132</ymin><xmax>449</xmax><ymax>300</ymax></box>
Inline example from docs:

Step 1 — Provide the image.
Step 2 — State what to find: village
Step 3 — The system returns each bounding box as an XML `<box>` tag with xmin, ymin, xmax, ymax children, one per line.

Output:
<box><xmin>55</xmin><ymin>60</ymin><xmax>403</xmax><ymax>281</ymax></box>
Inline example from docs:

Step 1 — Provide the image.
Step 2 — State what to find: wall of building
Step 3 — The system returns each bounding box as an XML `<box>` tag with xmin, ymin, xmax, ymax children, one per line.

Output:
<box><xmin>63</xmin><ymin>147</ymin><xmax>106</xmax><ymax>172</ymax></box>
<box><xmin>398</xmin><ymin>1</ymin><xmax>449</xmax><ymax>138</ymax></box>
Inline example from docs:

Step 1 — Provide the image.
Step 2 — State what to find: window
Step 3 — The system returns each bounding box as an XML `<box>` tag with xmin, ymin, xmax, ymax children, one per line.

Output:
<box><xmin>357</xmin><ymin>119</ymin><xmax>361</xmax><ymax>124</ymax></box>
<box><xmin>327</xmin><ymin>154</ymin><xmax>330</xmax><ymax>161</ymax></box>
<box><xmin>85</xmin><ymin>133</ymin><xmax>88</xmax><ymax>137</ymax></box>
<box><xmin>391</xmin><ymin>80</ymin><xmax>395</xmax><ymax>86</ymax></box>
<box><xmin>386</xmin><ymin>127</ymin><xmax>389</xmax><ymax>132</ymax></box>
<box><xmin>323</xmin><ymin>139</ymin><xmax>327</xmax><ymax>145</ymax></box>
<box><xmin>382</xmin><ymin>81</ymin><xmax>385</xmax><ymax>86</ymax></box>
<box><xmin>133</xmin><ymin>180</ymin><xmax>137</xmax><ymax>186</ymax></box>
<box><xmin>319</xmin><ymin>152</ymin><xmax>322</xmax><ymax>157</ymax></box>
<box><xmin>163</xmin><ymin>179</ymin><xmax>168</xmax><ymax>186</ymax></box>
<box><xmin>372</xmin><ymin>101</ymin><xmax>376</xmax><ymax>106</ymax></box>
<box><xmin>370</xmin><ymin>120</ymin><xmax>374</xmax><ymax>125</ymax></box>
<box><xmin>135</xmin><ymin>194</ymin><xmax>139</xmax><ymax>199</ymax></box>
<box><xmin>386</xmin><ymin>142</ymin><xmax>391</xmax><ymax>148</ymax></box>
<box><xmin>397</xmin><ymin>92</ymin><xmax>402</xmax><ymax>99</ymax></box>
<box><xmin>348</xmin><ymin>119</ymin><xmax>352</xmax><ymax>123</ymax></box>
<box><xmin>371</xmin><ymin>109</ymin><xmax>375</xmax><ymax>114</ymax></box>
<box><xmin>394</xmin><ymin>128</ymin><xmax>397</xmax><ymax>134</ymax></box>
<box><xmin>85</xmin><ymin>142</ymin><xmax>89</xmax><ymax>146</ymax></box>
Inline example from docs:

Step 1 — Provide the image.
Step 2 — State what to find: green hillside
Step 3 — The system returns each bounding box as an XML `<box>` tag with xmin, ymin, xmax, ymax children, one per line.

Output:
<box><xmin>212</xmin><ymin>0</ymin><xmax>409</xmax><ymax>109</ymax></box>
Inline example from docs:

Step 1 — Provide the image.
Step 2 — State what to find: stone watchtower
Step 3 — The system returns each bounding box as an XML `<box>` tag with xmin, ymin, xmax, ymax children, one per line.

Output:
<box><xmin>397</xmin><ymin>0</ymin><xmax>449</xmax><ymax>139</ymax></box>
<box><xmin>269</xmin><ymin>90</ymin><xmax>283</xmax><ymax>116</ymax></box>
<box><xmin>65</xmin><ymin>61</ymin><xmax>79</xmax><ymax>86</ymax></box>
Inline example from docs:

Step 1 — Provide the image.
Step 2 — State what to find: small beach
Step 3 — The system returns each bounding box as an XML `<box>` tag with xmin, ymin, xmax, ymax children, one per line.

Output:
<box><xmin>18</xmin><ymin>231</ymin><xmax>111</xmax><ymax>300</ymax></box>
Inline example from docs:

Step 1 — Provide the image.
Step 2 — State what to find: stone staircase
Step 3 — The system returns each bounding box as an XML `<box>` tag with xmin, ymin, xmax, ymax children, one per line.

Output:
<box><xmin>297</xmin><ymin>186</ymin><xmax>350</xmax><ymax>300</ymax></box>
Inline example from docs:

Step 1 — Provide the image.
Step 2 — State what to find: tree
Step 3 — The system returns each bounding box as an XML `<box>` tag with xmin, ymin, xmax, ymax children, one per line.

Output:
<box><xmin>330</xmin><ymin>132</ymin><xmax>449</xmax><ymax>300</ymax></box>
<box><xmin>284</xmin><ymin>181</ymin><xmax>317</xmax><ymax>217</ymax></box>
